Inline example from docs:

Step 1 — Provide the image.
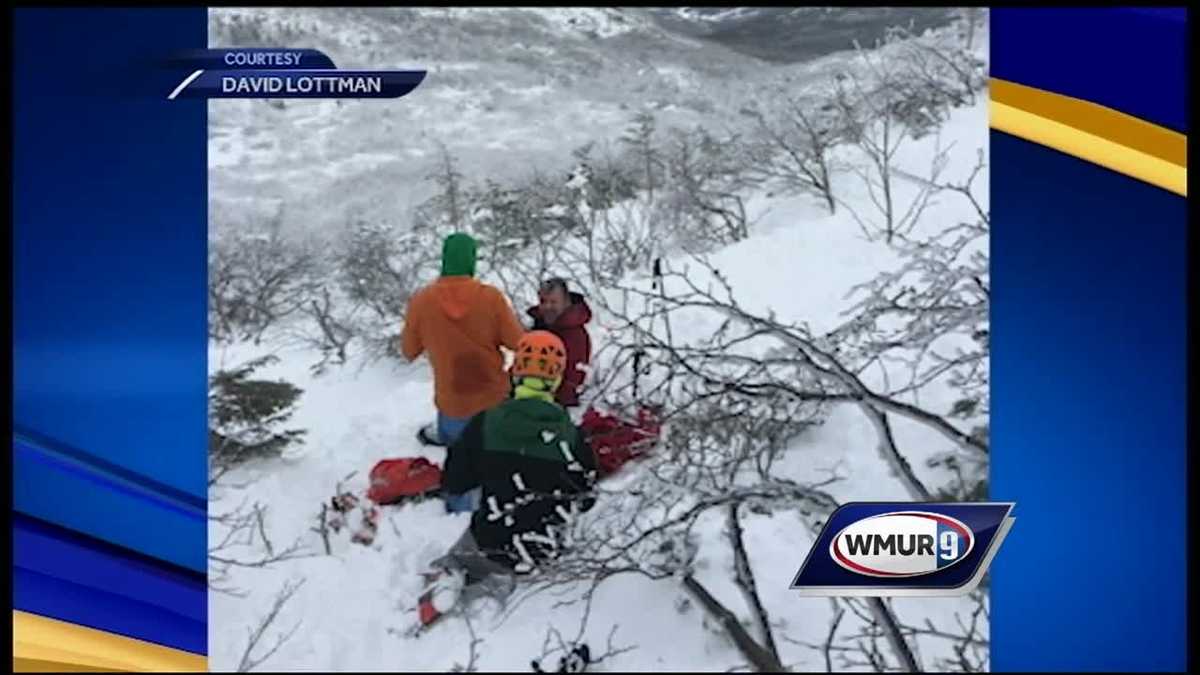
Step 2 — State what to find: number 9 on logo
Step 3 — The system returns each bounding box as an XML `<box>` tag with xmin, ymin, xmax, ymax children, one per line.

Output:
<box><xmin>939</xmin><ymin>530</ymin><xmax>959</xmax><ymax>562</ymax></box>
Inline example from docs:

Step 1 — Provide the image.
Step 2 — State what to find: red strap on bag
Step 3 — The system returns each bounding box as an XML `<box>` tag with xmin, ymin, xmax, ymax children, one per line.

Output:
<box><xmin>580</xmin><ymin>406</ymin><xmax>661</xmax><ymax>477</ymax></box>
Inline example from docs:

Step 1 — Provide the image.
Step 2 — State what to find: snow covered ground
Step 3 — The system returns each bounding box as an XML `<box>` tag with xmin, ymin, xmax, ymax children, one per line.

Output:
<box><xmin>208</xmin><ymin>92</ymin><xmax>989</xmax><ymax>671</ymax></box>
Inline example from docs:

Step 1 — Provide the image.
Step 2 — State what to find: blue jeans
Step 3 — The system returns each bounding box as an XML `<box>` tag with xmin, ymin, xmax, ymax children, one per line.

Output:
<box><xmin>439</xmin><ymin>412</ymin><xmax>480</xmax><ymax>513</ymax></box>
<box><xmin>444</xmin><ymin>488</ymin><xmax>482</xmax><ymax>514</ymax></box>
<box><xmin>437</xmin><ymin>412</ymin><xmax>471</xmax><ymax>446</ymax></box>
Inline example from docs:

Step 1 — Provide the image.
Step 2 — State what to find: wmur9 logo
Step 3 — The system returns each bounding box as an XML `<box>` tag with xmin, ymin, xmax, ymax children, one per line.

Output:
<box><xmin>792</xmin><ymin>503</ymin><xmax>1013</xmax><ymax>596</ymax></box>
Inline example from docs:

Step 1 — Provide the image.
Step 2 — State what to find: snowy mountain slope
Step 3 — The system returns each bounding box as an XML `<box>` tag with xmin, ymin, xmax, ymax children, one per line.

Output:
<box><xmin>207</xmin><ymin>8</ymin><xmax>968</xmax><ymax>242</ymax></box>
<box><xmin>645</xmin><ymin>7</ymin><xmax>961</xmax><ymax>62</ymax></box>
<box><xmin>207</xmin><ymin>80</ymin><xmax>990</xmax><ymax>671</ymax></box>
<box><xmin>207</xmin><ymin>7</ymin><xmax>773</xmax><ymax>240</ymax></box>
<box><xmin>207</xmin><ymin>7</ymin><xmax>973</xmax><ymax>246</ymax></box>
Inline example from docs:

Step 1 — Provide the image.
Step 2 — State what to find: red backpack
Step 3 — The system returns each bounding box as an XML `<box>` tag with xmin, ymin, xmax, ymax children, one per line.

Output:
<box><xmin>580</xmin><ymin>406</ymin><xmax>661</xmax><ymax>477</ymax></box>
<box><xmin>367</xmin><ymin>457</ymin><xmax>443</xmax><ymax>505</ymax></box>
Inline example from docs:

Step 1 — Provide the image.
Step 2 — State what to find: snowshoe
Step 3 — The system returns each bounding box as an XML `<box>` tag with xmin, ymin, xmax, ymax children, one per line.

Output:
<box><xmin>416</xmin><ymin>424</ymin><xmax>446</xmax><ymax>447</ymax></box>
<box><xmin>410</xmin><ymin>567</ymin><xmax>466</xmax><ymax>636</ymax></box>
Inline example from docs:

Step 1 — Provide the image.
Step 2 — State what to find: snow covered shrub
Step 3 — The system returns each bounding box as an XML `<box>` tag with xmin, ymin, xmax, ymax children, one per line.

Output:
<box><xmin>929</xmin><ymin>454</ymin><xmax>988</xmax><ymax>502</ymax></box>
<box><xmin>619</xmin><ymin>111</ymin><xmax>667</xmax><ymax>201</ymax></box>
<box><xmin>825</xmin><ymin>57</ymin><xmax>942</xmax><ymax>244</ymax></box>
<box><xmin>570</xmin><ymin>144</ymin><xmax>640</xmax><ymax>211</ymax></box>
<box><xmin>742</xmin><ymin>93</ymin><xmax>843</xmax><ymax>214</ymax></box>
<box><xmin>422</xmin><ymin>141</ymin><xmax>470</xmax><ymax>233</ymax></box>
<box><xmin>522</xmin><ymin>391</ymin><xmax>829</xmax><ymax>672</ymax></box>
<box><xmin>857</xmin><ymin>24</ymin><xmax>988</xmax><ymax>142</ymax></box>
<box><xmin>332</xmin><ymin>218</ymin><xmax>432</xmax><ymax>361</ymax></box>
<box><xmin>543</xmin><ymin>394</ymin><xmax>827</xmax><ymax>581</ymax></box>
<box><xmin>459</xmin><ymin>178</ymin><xmax>574</xmax><ymax>303</ymax></box>
<box><xmin>466</xmin><ymin>124</ymin><xmax>755</xmax><ymax>298</ymax></box>
<box><xmin>208</xmin><ymin>226</ymin><xmax>320</xmax><ymax>344</ymax></box>
<box><xmin>658</xmin><ymin>126</ymin><xmax>755</xmax><ymax>248</ymax></box>
<box><xmin>208</xmin><ymin>355</ymin><xmax>306</xmax><ymax>471</ymax></box>
<box><xmin>888</xmin><ymin>41</ymin><xmax>987</xmax><ymax>140</ymax></box>
<box><xmin>799</xmin><ymin>21</ymin><xmax>987</xmax><ymax>242</ymax></box>
<box><xmin>469</xmin><ymin>179</ymin><xmax>566</xmax><ymax>252</ymax></box>
<box><xmin>288</xmin><ymin>283</ymin><xmax>355</xmax><ymax>375</ymax></box>
<box><xmin>544</xmin><ymin>271</ymin><xmax>838</xmax><ymax>584</ymax></box>
<box><xmin>833</xmin><ymin>147</ymin><xmax>990</xmax><ymax>500</ymax></box>
<box><xmin>335</xmin><ymin>219</ymin><xmax>425</xmax><ymax>322</ymax></box>
<box><xmin>582</xmin><ymin>195</ymin><xmax>661</xmax><ymax>283</ymax></box>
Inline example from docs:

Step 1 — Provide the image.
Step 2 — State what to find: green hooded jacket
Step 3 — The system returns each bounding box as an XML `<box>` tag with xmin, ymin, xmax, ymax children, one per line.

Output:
<box><xmin>442</xmin><ymin>395</ymin><xmax>598</xmax><ymax>571</ymax></box>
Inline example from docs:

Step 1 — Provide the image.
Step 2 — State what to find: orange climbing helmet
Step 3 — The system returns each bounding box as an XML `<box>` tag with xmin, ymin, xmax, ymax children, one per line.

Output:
<box><xmin>511</xmin><ymin>330</ymin><xmax>567</xmax><ymax>381</ymax></box>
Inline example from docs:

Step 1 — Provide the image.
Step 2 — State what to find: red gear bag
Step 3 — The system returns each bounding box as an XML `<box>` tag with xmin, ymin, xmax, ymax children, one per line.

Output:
<box><xmin>367</xmin><ymin>457</ymin><xmax>443</xmax><ymax>505</ymax></box>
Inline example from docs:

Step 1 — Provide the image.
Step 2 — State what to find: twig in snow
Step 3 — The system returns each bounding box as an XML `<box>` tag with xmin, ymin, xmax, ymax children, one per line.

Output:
<box><xmin>682</xmin><ymin>574</ymin><xmax>785</xmax><ymax>673</ymax></box>
<box><xmin>236</xmin><ymin>578</ymin><xmax>306</xmax><ymax>672</ymax></box>
<box><xmin>823</xmin><ymin>607</ymin><xmax>845</xmax><ymax>672</ymax></box>
<box><xmin>727</xmin><ymin>501</ymin><xmax>781</xmax><ymax>664</ymax></box>
<box><xmin>866</xmin><ymin>597</ymin><xmax>921</xmax><ymax>672</ymax></box>
<box><xmin>311</xmin><ymin>503</ymin><xmax>332</xmax><ymax>556</ymax></box>
<box><xmin>255</xmin><ymin>505</ymin><xmax>275</xmax><ymax>558</ymax></box>
<box><xmin>450</xmin><ymin>610</ymin><xmax>483</xmax><ymax>672</ymax></box>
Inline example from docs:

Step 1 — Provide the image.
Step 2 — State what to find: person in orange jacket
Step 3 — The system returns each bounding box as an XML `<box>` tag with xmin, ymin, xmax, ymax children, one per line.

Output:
<box><xmin>400</xmin><ymin>233</ymin><xmax>525</xmax><ymax>510</ymax></box>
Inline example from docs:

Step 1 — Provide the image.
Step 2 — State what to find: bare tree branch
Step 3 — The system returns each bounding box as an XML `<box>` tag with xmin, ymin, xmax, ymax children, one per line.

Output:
<box><xmin>727</xmin><ymin>502</ymin><xmax>781</xmax><ymax>664</ymax></box>
<box><xmin>682</xmin><ymin>574</ymin><xmax>785</xmax><ymax>673</ymax></box>
<box><xmin>236</xmin><ymin>578</ymin><xmax>306</xmax><ymax>672</ymax></box>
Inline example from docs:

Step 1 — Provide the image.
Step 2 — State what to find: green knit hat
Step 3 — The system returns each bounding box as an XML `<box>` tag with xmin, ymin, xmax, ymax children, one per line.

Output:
<box><xmin>441</xmin><ymin>232</ymin><xmax>477</xmax><ymax>277</ymax></box>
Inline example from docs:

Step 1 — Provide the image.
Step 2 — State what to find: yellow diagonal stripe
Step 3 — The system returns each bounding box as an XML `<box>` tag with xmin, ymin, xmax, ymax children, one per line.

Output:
<box><xmin>990</xmin><ymin>77</ymin><xmax>1187</xmax><ymax>197</ymax></box>
<box><xmin>13</xmin><ymin>611</ymin><xmax>206</xmax><ymax>673</ymax></box>
<box><xmin>13</xmin><ymin>658</ymin><xmax>124</xmax><ymax>673</ymax></box>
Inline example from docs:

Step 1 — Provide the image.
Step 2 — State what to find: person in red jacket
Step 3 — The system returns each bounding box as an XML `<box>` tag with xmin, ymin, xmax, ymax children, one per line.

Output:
<box><xmin>527</xmin><ymin>278</ymin><xmax>592</xmax><ymax>408</ymax></box>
